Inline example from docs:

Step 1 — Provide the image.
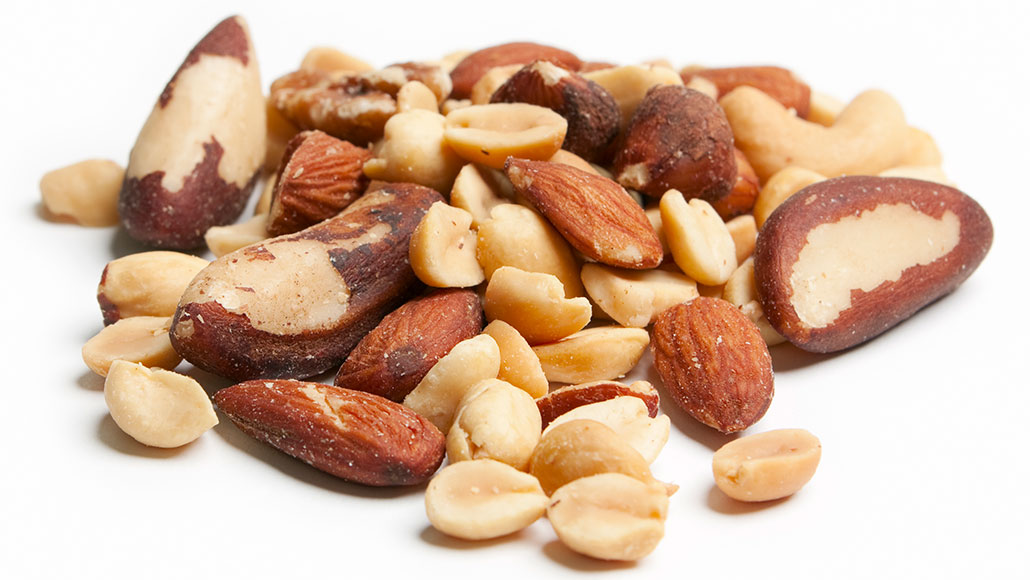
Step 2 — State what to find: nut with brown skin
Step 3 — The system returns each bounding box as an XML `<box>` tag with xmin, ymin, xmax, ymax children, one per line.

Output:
<box><xmin>491</xmin><ymin>60</ymin><xmax>620</xmax><ymax>163</ymax></box>
<box><xmin>97</xmin><ymin>251</ymin><xmax>210</xmax><ymax>326</ymax></box>
<box><xmin>651</xmin><ymin>297</ymin><xmax>774</xmax><ymax>433</ymax></box>
<box><xmin>537</xmin><ymin>380</ymin><xmax>661</xmax><ymax>430</ymax></box>
<box><xmin>504</xmin><ymin>158</ymin><xmax>663</xmax><ymax>270</ymax></box>
<box><xmin>334</xmin><ymin>288</ymin><xmax>483</xmax><ymax>402</ymax></box>
<box><xmin>266</xmin><ymin>130</ymin><xmax>372</xmax><ymax>237</ymax></box>
<box><xmin>170</xmin><ymin>182</ymin><xmax>442</xmax><ymax>381</ymax></box>
<box><xmin>214</xmin><ymin>379</ymin><xmax>445</xmax><ymax>486</ymax></box>
<box><xmin>753</xmin><ymin>176</ymin><xmax>993</xmax><ymax>353</ymax></box>
<box><xmin>449</xmin><ymin>42</ymin><xmax>583</xmax><ymax>100</ymax></box>
<box><xmin>613</xmin><ymin>85</ymin><xmax>737</xmax><ymax>203</ymax></box>
<box><xmin>710</xmin><ymin>148</ymin><xmax>761</xmax><ymax>221</ymax></box>
<box><xmin>119</xmin><ymin>16</ymin><xmax>265</xmax><ymax>249</ymax></box>
<box><xmin>682</xmin><ymin>65</ymin><xmax>811</xmax><ymax>119</ymax></box>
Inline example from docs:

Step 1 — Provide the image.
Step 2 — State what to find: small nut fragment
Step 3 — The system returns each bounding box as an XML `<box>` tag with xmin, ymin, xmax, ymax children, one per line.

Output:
<box><xmin>403</xmin><ymin>334</ymin><xmax>501</xmax><ymax>432</ymax></box>
<box><xmin>712</xmin><ymin>428</ymin><xmax>821</xmax><ymax>502</ymax></box>
<box><xmin>469</xmin><ymin>64</ymin><xmax>523</xmax><ymax>105</ymax></box>
<box><xmin>482</xmin><ymin>320</ymin><xmax>548</xmax><ymax>399</ymax></box>
<box><xmin>581</xmin><ymin>263</ymin><xmax>699</xmax><ymax>328</ymax></box>
<box><xmin>532</xmin><ymin>326</ymin><xmax>650</xmax><ymax>385</ymax></box>
<box><xmin>299</xmin><ymin>46</ymin><xmax>373</xmax><ymax>74</ymax></box>
<box><xmin>660</xmin><ymin>191</ymin><xmax>738</xmax><ymax>286</ymax></box>
<box><xmin>721</xmin><ymin>258</ymin><xmax>786</xmax><ymax>347</ymax></box>
<box><xmin>537</xmin><ymin>380</ymin><xmax>661</xmax><ymax>430</ymax></box>
<box><xmin>449</xmin><ymin>164</ymin><xmax>514</xmax><ymax>227</ymax></box>
<box><xmin>104</xmin><ymin>360</ymin><xmax>217</xmax><ymax>448</ymax></box>
<box><xmin>447</xmin><ymin>379</ymin><xmax>542</xmax><ymax>470</ymax></box>
<box><xmin>204</xmin><ymin>214</ymin><xmax>269</xmax><ymax>258</ymax></box>
<box><xmin>754</xmin><ymin>166</ymin><xmax>827</xmax><ymax>228</ymax></box>
<box><xmin>583</xmin><ymin>64</ymin><xmax>683</xmax><ymax>128</ymax></box>
<box><xmin>444</xmin><ymin>103</ymin><xmax>568</xmax><ymax>169</ymax></box>
<box><xmin>448</xmin><ymin>42</ymin><xmax>583</xmax><ymax>100</ymax></box>
<box><xmin>39</xmin><ymin>159</ymin><xmax>124</xmax><ymax>227</ymax></box>
<box><xmin>544</xmin><ymin>397</ymin><xmax>670</xmax><ymax>464</ymax></box>
<box><xmin>482</xmin><ymin>267</ymin><xmax>592</xmax><ymax>345</ymax></box>
<box><xmin>409</xmin><ymin>202</ymin><xmax>484</xmax><ymax>288</ymax></box>
<box><xmin>476</xmin><ymin>203</ymin><xmax>584</xmax><ymax>298</ymax></box>
<box><xmin>425</xmin><ymin>459</ymin><xmax>548</xmax><ymax>540</ymax></box>
<box><xmin>711</xmin><ymin>148</ymin><xmax>761</xmax><ymax>220</ymax></box>
<box><xmin>97</xmin><ymin>251</ymin><xmax>209</xmax><ymax>325</ymax></box>
<box><xmin>725</xmin><ymin>214</ymin><xmax>758</xmax><ymax>265</ymax></box>
<box><xmin>253</xmin><ymin>174</ymin><xmax>277</xmax><ymax>215</ymax></box>
<box><xmin>82</xmin><ymin>316</ymin><xmax>182</xmax><ymax>377</ymax></box>
<box><xmin>547</xmin><ymin>473</ymin><xmax>669</xmax><ymax>561</ymax></box>
<box><xmin>396</xmin><ymin>80</ymin><xmax>441</xmax><ymax>112</ymax></box>
<box><xmin>364</xmin><ymin>109</ymin><xmax>464</xmax><ymax>193</ymax></box>
<box><xmin>683</xmin><ymin>66</ymin><xmax>811</xmax><ymax>119</ymax></box>
<box><xmin>807</xmin><ymin>91</ymin><xmax>844</xmax><ymax>127</ymax></box>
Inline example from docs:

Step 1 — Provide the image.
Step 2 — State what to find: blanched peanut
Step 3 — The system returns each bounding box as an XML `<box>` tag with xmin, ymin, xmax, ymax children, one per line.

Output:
<box><xmin>447</xmin><ymin>379</ymin><xmax>542</xmax><ymax>470</ymax></box>
<box><xmin>683</xmin><ymin>75</ymin><xmax>718</xmax><ymax>99</ymax></box>
<box><xmin>363</xmin><ymin>109</ymin><xmax>464</xmax><ymax>193</ymax></box>
<box><xmin>543</xmin><ymin>397</ymin><xmax>670</xmax><ymax>464</ymax></box>
<box><xmin>444</xmin><ymin>103</ymin><xmax>568</xmax><ymax>169</ymax></box>
<box><xmin>264</xmin><ymin>98</ymin><xmax>300</xmax><ymax>173</ymax></box>
<box><xmin>469</xmin><ymin>64</ymin><xmax>523</xmax><ymax>105</ymax></box>
<box><xmin>103</xmin><ymin>360</ymin><xmax>218</xmax><ymax>448</ymax></box>
<box><xmin>660</xmin><ymin>191</ymin><xmax>737</xmax><ymax>286</ymax></box>
<box><xmin>204</xmin><ymin>214</ymin><xmax>269</xmax><ymax>258</ymax></box>
<box><xmin>477</xmin><ymin>204</ymin><xmax>584</xmax><ymax>298</ymax></box>
<box><xmin>403</xmin><ymin>334</ymin><xmax>501</xmax><ymax>433</ymax></box>
<box><xmin>82</xmin><ymin>316</ymin><xmax>181</xmax><ymax>377</ymax></box>
<box><xmin>807</xmin><ymin>91</ymin><xmax>845</xmax><ymax>127</ymax></box>
<box><xmin>754</xmin><ymin>166</ymin><xmax>827</xmax><ymax>228</ymax></box>
<box><xmin>441</xmin><ymin>98</ymin><xmax>472</xmax><ymax>115</ymax></box>
<box><xmin>425</xmin><ymin>459</ymin><xmax>547</xmax><ymax>540</ymax></box>
<box><xmin>529</xmin><ymin>419</ymin><xmax>656</xmax><ymax>496</ymax></box>
<box><xmin>253</xmin><ymin>174</ymin><xmax>277</xmax><ymax>215</ymax></box>
<box><xmin>449</xmin><ymin>164</ymin><xmax>514</xmax><ymax>227</ymax></box>
<box><xmin>97</xmin><ymin>251</ymin><xmax>210</xmax><ymax>325</ymax></box>
<box><xmin>39</xmin><ymin>159</ymin><xmax>124</xmax><ymax>227</ymax></box>
<box><xmin>396</xmin><ymin>81</ymin><xmax>440</xmax><ymax>112</ymax></box>
<box><xmin>722</xmin><ymin>258</ymin><xmax>787</xmax><ymax>346</ymax></box>
<box><xmin>712</xmin><ymin>428</ymin><xmax>822</xmax><ymax>502</ymax></box>
<box><xmin>581</xmin><ymin>263</ymin><xmax>698</xmax><ymax>328</ymax></box>
<box><xmin>583</xmin><ymin>64</ymin><xmax>683</xmax><ymax>127</ymax></box>
<box><xmin>483</xmin><ymin>267</ymin><xmax>592</xmax><ymax>345</ymax></box>
<box><xmin>299</xmin><ymin>46</ymin><xmax>373</xmax><ymax>73</ymax></box>
<box><xmin>409</xmin><ymin>202</ymin><xmax>484</xmax><ymax>288</ymax></box>
<box><xmin>644</xmin><ymin>205</ymin><xmax>670</xmax><ymax>257</ymax></box>
<box><xmin>532</xmin><ymin>326</ymin><xmax>650</xmax><ymax>384</ymax></box>
<box><xmin>547</xmin><ymin>473</ymin><xmax>669</xmax><ymax>561</ymax></box>
<box><xmin>482</xmin><ymin>320</ymin><xmax>548</xmax><ymax>399</ymax></box>
<box><xmin>726</xmin><ymin>214</ymin><xmax>757</xmax><ymax>265</ymax></box>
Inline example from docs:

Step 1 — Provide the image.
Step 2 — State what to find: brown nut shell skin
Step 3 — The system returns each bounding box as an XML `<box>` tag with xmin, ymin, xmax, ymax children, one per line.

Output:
<box><xmin>119</xmin><ymin>16</ymin><xmax>264</xmax><ymax>249</ymax></box>
<box><xmin>334</xmin><ymin>288</ymin><xmax>484</xmax><ymax>402</ymax></box>
<box><xmin>613</xmin><ymin>85</ymin><xmax>736</xmax><ymax>202</ymax></box>
<box><xmin>683</xmin><ymin>66</ymin><xmax>811</xmax><ymax>119</ymax></box>
<box><xmin>537</xmin><ymin>380</ymin><xmax>661</xmax><ymax>430</ymax></box>
<box><xmin>170</xmin><ymin>183</ymin><xmax>442</xmax><ymax>381</ymax></box>
<box><xmin>449</xmin><ymin>42</ymin><xmax>583</xmax><ymax>100</ymax></box>
<box><xmin>753</xmin><ymin>176</ymin><xmax>993</xmax><ymax>353</ymax></box>
<box><xmin>214</xmin><ymin>380</ymin><xmax>445</xmax><ymax>486</ymax></box>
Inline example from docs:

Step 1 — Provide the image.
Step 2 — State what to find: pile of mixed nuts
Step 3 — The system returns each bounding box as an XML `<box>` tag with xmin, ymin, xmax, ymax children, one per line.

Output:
<box><xmin>43</xmin><ymin>15</ymin><xmax>993</xmax><ymax>563</ymax></box>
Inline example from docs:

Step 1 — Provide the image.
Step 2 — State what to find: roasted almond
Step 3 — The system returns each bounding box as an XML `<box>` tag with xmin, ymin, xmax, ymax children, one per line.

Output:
<box><xmin>651</xmin><ymin>297</ymin><xmax>774</xmax><ymax>433</ymax></box>
<box><xmin>753</xmin><ymin>176</ymin><xmax>993</xmax><ymax>353</ymax></box>
<box><xmin>504</xmin><ymin>158</ymin><xmax>663</xmax><ymax>269</ymax></box>
<box><xmin>214</xmin><ymin>380</ymin><xmax>445</xmax><ymax>486</ymax></box>
<box><xmin>449</xmin><ymin>42</ymin><xmax>582</xmax><ymax>100</ymax></box>
<box><xmin>537</xmin><ymin>380</ymin><xmax>660</xmax><ymax>430</ymax></box>
<box><xmin>682</xmin><ymin>65</ymin><xmax>811</xmax><ymax>119</ymax></box>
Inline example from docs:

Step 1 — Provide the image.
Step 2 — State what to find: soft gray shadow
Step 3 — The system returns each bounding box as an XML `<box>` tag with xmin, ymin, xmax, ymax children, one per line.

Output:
<box><xmin>705</xmin><ymin>484</ymin><xmax>789</xmax><ymax>514</ymax></box>
<box><xmin>645</xmin><ymin>363</ymin><xmax>738</xmax><ymax>452</ymax></box>
<box><xmin>419</xmin><ymin>526</ymin><xmax>529</xmax><ymax>550</ymax></box>
<box><xmin>768</xmin><ymin>343</ymin><xmax>836</xmax><ymax>373</ymax></box>
<box><xmin>540</xmin><ymin>539</ymin><xmax>637</xmax><ymax>572</ymax></box>
<box><xmin>106</xmin><ymin>224</ymin><xmax>152</xmax><ymax>259</ymax></box>
<box><xmin>77</xmin><ymin>370</ymin><xmax>104</xmax><ymax>392</ymax></box>
<box><xmin>96</xmin><ymin>414</ymin><xmax>186</xmax><ymax>459</ymax></box>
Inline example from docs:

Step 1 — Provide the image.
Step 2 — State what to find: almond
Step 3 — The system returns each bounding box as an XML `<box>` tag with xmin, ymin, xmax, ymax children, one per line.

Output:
<box><xmin>214</xmin><ymin>380</ymin><xmax>445</xmax><ymax>486</ymax></box>
<box><xmin>650</xmin><ymin>297</ymin><xmax>774</xmax><ymax>433</ymax></box>
<box><xmin>682</xmin><ymin>65</ymin><xmax>811</xmax><ymax>119</ymax></box>
<box><xmin>449</xmin><ymin>42</ymin><xmax>582</xmax><ymax>100</ymax></box>
<box><xmin>266</xmin><ymin>130</ymin><xmax>372</xmax><ymax>237</ymax></box>
<box><xmin>334</xmin><ymin>288</ymin><xmax>483</xmax><ymax>402</ymax></box>
<box><xmin>504</xmin><ymin>158</ymin><xmax>662</xmax><ymax>269</ymax></box>
<box><xmin>537</xmin><ymin>380</ymin><xmax>660</xmax><ymax>430</ymax></box>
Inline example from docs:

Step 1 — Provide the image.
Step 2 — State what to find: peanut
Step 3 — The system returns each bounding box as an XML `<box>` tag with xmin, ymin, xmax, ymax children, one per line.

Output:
<box><xmin>712</xmin><ymin>428</ymin><xmax>822</xmax><ymax>502</ymax></box>
<box><xmin>409</xmin><ymin>202</ymin><xmax>484</xmax><ymax>288</ymax></box>
<box><xmin>39</xmin><ymin>159</ymin><xmax>124</xmax><ymax>227</ymax></box>
<box><xmin>660</xmin><ymin>191</ymin><xmax>738</xmax><ymax>286</ymax></box>
<box><xmin>482</xmin><ymin>320</ymin><xmax>548</xmax><ymax>399</ymax></box>
<box><xmin>482</xmin><ymin>267</ymin><xmax>592</xmax><ymax>345</ymax></box>
<box><xmin>204</xmin><ymin>214</ymin><xmax>269</xmax><ymax>258</ymax></box>
<box><xmin>82</xmin><ymin>316</ymin><xmax>181</xmax><ymax>377</ymax></box>
<box><xmin>543</xmin><ymin>396</ymin><xmax>670</xmax><ymax>464</ymax></box>
<box><xmin>446</xmin><ymin>378</ymin><xmax>542</xmax><ymax>470</ymax></box>
<box><xmin>444</xmin><ymin>103</ymin><xmax>568</xmax><ymax>169</ymax></box>
<box><xmin>580</xmin><ymin>263</ymin><xmax>699</xmax><ymax>328</ymax></box>
<box><xmin>97</xmin><ymin>251</ymin><xmax>209</xmax><ymax>325</ymax></box>
<box><xmin>532</xmin><ymin>326</ymin><xmax>650</xmax><ymax>384</ymax></box>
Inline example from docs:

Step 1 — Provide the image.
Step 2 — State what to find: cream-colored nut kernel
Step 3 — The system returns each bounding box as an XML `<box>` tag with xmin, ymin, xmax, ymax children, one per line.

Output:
<box><xmin>581</xmin><ymin>263</ymin><xmax>698</xmax><ymax>328</ymax></box>
<box><xmin>548</xmin><ymin>149</ymin><xmax>601</xmax><ymax>175</ymax></box>
<box><xmin>529</xmin><ymin>419</ymin><xmax>656</xmax><ymax>496</ymax></box>
<box><xmin>754</xmin><ymin>166</ymin><xmax>827</xmax><ymax>228</ymax></box>
<box><xmin>583</xmin><ymin>64</ymin><xmax>683</xmax><ymax>128</ymax></box>
<box><xmin>403</xmin><ymin>334</ymin><xmax>501</xmax><ymax>433</ymax></box>
<box><xmin>712</xmin><ymin>428</ymin><xmax>822</xmax><ymax>502</ymax></box>
<box><xmin>82</xmin><ymin>316</ymin><xmax>181</xmax><ymax>377</ymax></box>
<box><xmin>683</xmin><ymin>75</ymin><xmax>718</xmax><ymax>100</ymax></box>
<box><xmin>547</xmin><ymin>473</ymin><xmax>669</xmax><ymax>561</ymax></box>
<box><xmin>264</xmin><ymin>99</ymin><xmax>300</xmax><ymax>174</ymax></box>
<box><xmin>806</xmin><ymin>91</ymin><xmax>845</xmax><ymax>127</ymax></box>
<box><xmin>726</xmin><ymin>214</ymin><xmax>758</xmax><ymax>264</ymax></box>
<box><xmin>740</xmin><ymin>300</ymin><xmax>787</xmax><ymax>347</ymax></box>
<box><xmin>299</xmin><ymin>46</ymin><xmax>373</xmax><ymax>74</ymax></box>
<box><xmin>444</xmin><ymin>103</ymin><xmax>568</xmax><ymax>169</ymax></box>
<box><xmin>532</xmin><ymin>326</ymin><xmax>650</xmax><ymax>384</ymax></box>
<box><xmin>436</xmin><ymin>49</ymin><xmax>472</xmax><ymax>74</ymax></box>
<box><xmin>204</xmin><ymin>214</ymin><xmax>269</xmax><ymax>258</ymax></box>
<box><xmin>425</xmin><ymin>459</ymin><xmax>547</xmax><ymax>540</ymax></box>
<box><xmin>98</xmin><ymin>251</ymin><xmax>210</xmax><ymax>324</ymax></box>
<box><xmin>482</xmin><ymin>320</ymin><xmax>548</xmax><ymax>399</ymax></box>
<box><xmin>446</xmin><ymin>378</ymin><xmax>542</xmax><ymax>470</ymax></box>
<box><xmin>660</xmin><ymin>191</ymin><xmax>738</xmax><ymax>286</ymax></box>
<box><xmin>39</xmin><ymin>159</ymin><xmax>124</xmax><ymax>227</ymax></box>
<box><xmin>722</xmin><ymin>258</ymin><xmax>787</xmax><ymax>346</ymax></box>
<box><xmin>483</xmin><ymin>267</ymin><xmax>592</xmax><ymax>346</ymax></box>
<box><xmin>469</xmin><ymin>64</ymin><xmax>524</xmax><ymax>105</ymax></box>
<box><xmin>441</xmin><ymin>98</ymin><xmax>472</xmax><ymax>115</ymax></box>
<box><xmin>253</xmin><ymin>174</ymin><xmax>277</xmax><ymax>216</ymax></box>
<box><xmin>543</xmin><ymin>397</ymin><xmax>670</xmax><ymax>464</ymax></box>
<box><xmin>644</xmin><ymin>206</ymin><xmax>670</xmax><ymax>257</ymax></box>
<box><xmin>397</xmin><ymin>80</ymin><xmax>441</xmax><ymax>113</ymax></box>
<box><xmin>878</xmin><ymin>164</ymin><xmax>954</xmax><ymax>186</ymax></box>
<box><xmin>409</xmin><ymin>202</ymin><xmax>485</xmax><ymax>288</ymax></box>
<box><xmin>477</xmin><ymin>203</ymin><xmax>584</xmax><ymax>297</ymax></box>
<box><xmin>900</xmin><ymin>127</ymin><xmax>943</xmax><ymax>166</ymax></box>
<box><xmin>363</xmin><ymin>109</ymin><xmax>464</xmax><ymax>193</ymax></box>
<box><xmin>103</xmin><ymin>360</ymin><xmax>217</xmax><ymax>448</ymax></box>
<box><xmin>449</xmin><ymin>164</ymin><xmax>514</xmax><ymax>227</ymax></box>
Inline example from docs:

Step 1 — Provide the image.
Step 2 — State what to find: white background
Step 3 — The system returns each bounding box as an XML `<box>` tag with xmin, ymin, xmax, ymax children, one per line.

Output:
<box><xmin>2</xmin><ymin>1</ymin><xmax>1028</xmax><ymax>578</ymax></box>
